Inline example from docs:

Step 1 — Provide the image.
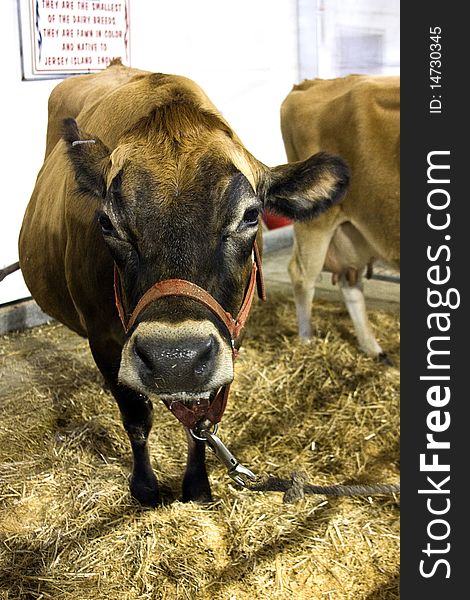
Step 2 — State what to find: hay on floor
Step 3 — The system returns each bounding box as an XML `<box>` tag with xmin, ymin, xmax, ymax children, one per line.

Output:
<box><xmin>0</xmin><ymin>292</ymin><xmax>399</xmax><ymax>599</ymax></box>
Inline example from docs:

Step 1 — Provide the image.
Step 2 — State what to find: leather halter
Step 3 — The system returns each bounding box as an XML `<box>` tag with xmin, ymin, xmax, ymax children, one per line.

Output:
<box><xmin>114</xmin><ymin>240</ymin><xmax>266</xmax><ymax>430</ymax></box>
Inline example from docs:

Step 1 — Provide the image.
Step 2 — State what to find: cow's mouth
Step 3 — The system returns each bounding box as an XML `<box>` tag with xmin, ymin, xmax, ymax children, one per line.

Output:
<box><xmin>157</xmin><ymin>390</ymin><xmax>213</xmax><ymax>408</ymax></box>
<box><xmin>156</xmin><ymin>387</ymin><xmax>228</xmax><ymax>430</ymax></box>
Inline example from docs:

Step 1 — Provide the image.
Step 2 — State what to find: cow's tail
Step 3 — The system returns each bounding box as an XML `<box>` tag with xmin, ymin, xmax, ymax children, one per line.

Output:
<box><xmin>0</xmin><ymin>262</ymin><xmax>20</xmax><ymax>283</ymax></box>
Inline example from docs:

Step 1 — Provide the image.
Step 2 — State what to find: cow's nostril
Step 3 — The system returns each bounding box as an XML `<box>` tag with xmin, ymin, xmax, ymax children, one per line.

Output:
<box><xmin>194</xmin><ymin>335</ymin><xmax>217</xmax><ymax>377</ymax></box>
<box><xmin>133</xmin><ymin>337</ymin><xmax>154</xmax><ymax>372</ymax></box>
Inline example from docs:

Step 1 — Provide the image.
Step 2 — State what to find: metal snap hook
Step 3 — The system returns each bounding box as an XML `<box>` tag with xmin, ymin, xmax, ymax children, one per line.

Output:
<box><xmin>196</xmin><ymin>427</ymin><xmax>256</xmax><ymax>487</ymax></box>
<box><xmin>189</xmin><ymin>422</ymin><xmax>219</xmax><ymax>442</ymax></box>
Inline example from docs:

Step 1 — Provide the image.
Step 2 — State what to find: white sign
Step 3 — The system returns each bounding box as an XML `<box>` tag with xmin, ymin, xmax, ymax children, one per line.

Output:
<box><xmin>18</xmin><ymin>0</ymin><xmax>131</xmax><ymax>79</ymax></box>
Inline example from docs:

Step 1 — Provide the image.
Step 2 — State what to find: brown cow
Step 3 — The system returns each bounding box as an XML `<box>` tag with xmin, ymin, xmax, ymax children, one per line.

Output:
<box><xmin>19</xmin><ymin>60</ymin><xmax>349</xmax><ymax>506</ymax></box>
<box><xmin>281</xmin><ymin>74</ymin><xmax>399</xmax><ymax>361</ymax></box>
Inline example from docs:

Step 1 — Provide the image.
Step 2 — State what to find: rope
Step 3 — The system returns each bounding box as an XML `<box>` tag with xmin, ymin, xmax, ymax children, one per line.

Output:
<box><xmin>0</xmin><ymin>262</ymin><xmax>20</xmax><ymax>283</ymax></box>
<box><xmin>243</xmin><ymin>472</ymin><xmax>400</xmax><ymax>503</ymax></box>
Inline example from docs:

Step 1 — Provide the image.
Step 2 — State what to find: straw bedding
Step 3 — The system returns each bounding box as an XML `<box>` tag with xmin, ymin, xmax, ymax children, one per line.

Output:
<box><xmin>0</xmin><ymin>292</ymin><xmax>399</xmax><ymax>599</ymax></box>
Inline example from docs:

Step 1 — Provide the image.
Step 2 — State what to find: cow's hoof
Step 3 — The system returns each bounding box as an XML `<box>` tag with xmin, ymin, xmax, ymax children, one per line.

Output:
<box><xmin>182</xmin><ymin>490</ymin><xmax>213</xmax><ymax>504</ymax></box>
<box><xmin>182</xmin><ymin>480</ymin><xmax>213</xmax><ymax>504</ymax></box>
<box><xmin>130</xmin><ymin>474</ymin><xmax>161</xmax><ymax>507</ymax></box>
<box><xmin>377</xmin><ymin>352</ymin><xmax>393</xmax><ymax>366</ymax></box>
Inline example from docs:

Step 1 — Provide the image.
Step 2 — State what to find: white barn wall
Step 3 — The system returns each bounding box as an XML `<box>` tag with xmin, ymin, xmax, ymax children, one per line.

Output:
<box><xmin>0</xmin><ymin>1</ymin><xmax>59</xmax><ymax>304</ymax></box>
<box><xmin>316</xmin><ymin>0</ymin><xmax>400</xmax><ymax>77</ymax></box>
<box><xmin>0</xmin><ymin>0</ymin><xmax>300</xmax><ymax>305</ymax></box>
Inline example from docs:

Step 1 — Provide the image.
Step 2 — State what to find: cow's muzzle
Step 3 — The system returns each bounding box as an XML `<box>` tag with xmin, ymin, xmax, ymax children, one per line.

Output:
<box><xmin>121</xmin><ymin>320</ymin><xmax>234</xmax><ymax>396</ymax></box>
<box><xmin>133</xmin><ymin>332</ymin><xmax>220</xmax><ymax>391</ymax></box>
<box><xmin>115</xmin><ymin>241</ymin><xmax>265</xmax><ymax>429</ymax></box>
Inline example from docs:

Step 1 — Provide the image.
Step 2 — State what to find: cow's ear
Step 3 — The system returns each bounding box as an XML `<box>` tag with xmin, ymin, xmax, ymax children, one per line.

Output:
<box><xmin>62</xmin><ymin>118</ymin><xmax>111</xmax><ymax>198</ymax></box>
<box><xmin>261</xmin><ymin>152</ymin><xmax>350</xmax><ymax>221</ymax></box>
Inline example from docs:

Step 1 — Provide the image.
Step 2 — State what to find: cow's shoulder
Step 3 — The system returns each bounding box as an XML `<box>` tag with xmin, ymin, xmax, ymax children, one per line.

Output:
<box><xmin>45</xmin><ymin>60</ymin><xmax>226</xmax><ymax>157</ymax></box>
<box><xmin>48</xmin><ymin>59</ymin><xmax>146</xmax><ymax>113</ymax></box>
<box><xmin>71</xmin><ymin>71</ymin><xmax>226</xmax><ymax>151</ymax></box>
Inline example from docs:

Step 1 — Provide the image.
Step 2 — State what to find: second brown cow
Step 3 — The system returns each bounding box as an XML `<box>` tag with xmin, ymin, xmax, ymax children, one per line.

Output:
<box><xmin>281</xmin><ymin>74</ymin><xmax>400</xmax><ymax>362</ymax></box>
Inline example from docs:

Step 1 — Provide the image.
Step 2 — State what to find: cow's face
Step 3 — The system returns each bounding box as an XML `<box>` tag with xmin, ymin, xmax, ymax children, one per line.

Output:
<box><xmin>63</xmin><ymin>106</ymin><xmax>348</xmax><ymax>408</ymax></box>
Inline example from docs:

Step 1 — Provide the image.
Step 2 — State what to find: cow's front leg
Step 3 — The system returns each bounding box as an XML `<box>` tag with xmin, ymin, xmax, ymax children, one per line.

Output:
<box><xmin>182</xmin><ymin>429</ymin><xmax>212</xmax><ymax>503</ymax></box>
<box><xmin>89</xmin><ymin>339</ymin><xmax>161</xmax><ymax>507</ymax></box>
<box><xmin>112</xmin><ymin>384</ymin><xmax>161</xmax><ymax>507</ymax></box>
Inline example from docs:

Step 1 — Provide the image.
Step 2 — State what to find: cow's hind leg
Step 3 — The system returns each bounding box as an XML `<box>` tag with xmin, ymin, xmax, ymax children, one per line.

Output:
<box><xmin>338</xmin><ymin>273</ymin><xmax>392</xmax><ymax>364</ymax></box>
<box><xmin>182</xmin><ymin>430</ymin><xmax>212</xmax><ymax>503</ymax></box>
<box><xmin>90</xmin><ymin>340</ymin><xmax>160</xmax><ymax>506</ymax></box>
<box><xmin>288</xmin><ymin>222</ymin><xmax>335</xmax><ymax>341</ymax></box>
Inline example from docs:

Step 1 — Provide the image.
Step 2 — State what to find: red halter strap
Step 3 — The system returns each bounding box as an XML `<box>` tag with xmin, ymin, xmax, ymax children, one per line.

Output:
<box><xmin>113</xmin><ymin>241</ymin><xmax>266</xmax><ymax>429</ymax></box>
<box><xmin>114</xmin><ymin>240</ymin><xmax>265</xmax><ymax>346</ymax></box>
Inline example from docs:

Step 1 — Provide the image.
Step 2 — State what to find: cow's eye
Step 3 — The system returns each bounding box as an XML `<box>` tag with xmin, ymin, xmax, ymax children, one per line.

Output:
<box><xmin>241</xmin><ymin>208</ymin><xmax>260</xmax><ymax>228</ymax></box>
<box><xmin>97</xmin><ymin>212</ymin><xmax>114</xmax><ymax>235</ymax></box>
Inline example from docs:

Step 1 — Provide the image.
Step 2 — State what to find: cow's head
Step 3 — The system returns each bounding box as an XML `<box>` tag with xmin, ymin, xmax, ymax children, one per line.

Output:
<box><xmin>63</xmin><ymin>95</ymin><xmax>348</xmax><ymax>413</ymax></box>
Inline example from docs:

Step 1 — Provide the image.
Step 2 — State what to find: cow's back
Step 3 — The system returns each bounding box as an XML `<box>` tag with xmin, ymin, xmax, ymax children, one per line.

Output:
<box><xmin>281</xmin><ymin>75</ymin><xmax>399</xmax><ymax>165</ymax></box>
<box><xmin>281</xmin><ymin>75</ymin><xmax>400</xmax><ymax>266</ymax></box>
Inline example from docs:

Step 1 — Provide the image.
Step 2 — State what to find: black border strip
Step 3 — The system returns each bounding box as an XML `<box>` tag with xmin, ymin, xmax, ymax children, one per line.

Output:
<box><xmin>401</xmin><ymin>2</ymin><xmax>467</xmax><ymax>596</ymax></box>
